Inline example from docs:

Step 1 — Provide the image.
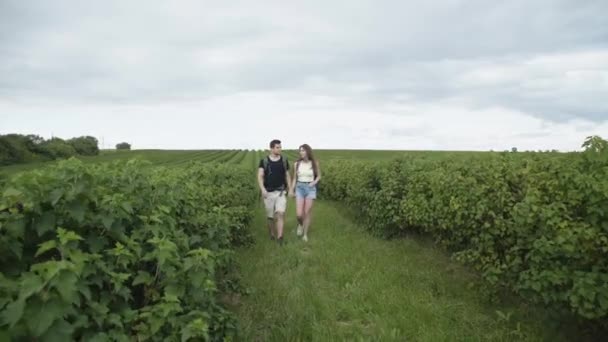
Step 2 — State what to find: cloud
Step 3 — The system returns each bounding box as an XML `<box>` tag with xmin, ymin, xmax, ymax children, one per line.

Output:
<box><xmin>0</xmin><ymin>0</ymin><xmax>607</xmax><ymax>150</ymax></box>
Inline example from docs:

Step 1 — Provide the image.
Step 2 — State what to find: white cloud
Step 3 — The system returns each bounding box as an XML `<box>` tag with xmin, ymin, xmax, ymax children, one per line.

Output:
<box><xmin>2</xmin><ymin>94</ymin><xmax>605</xmax><ymax>151</ymax></box>
<box><xmin>1</xmin><ymin>0</ymin><xmax>607</xmax><ymax>150</ymax></box>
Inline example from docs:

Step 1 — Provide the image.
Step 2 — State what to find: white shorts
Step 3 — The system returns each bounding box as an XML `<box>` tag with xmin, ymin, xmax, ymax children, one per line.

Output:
<box><xmin>264</xmin><ymin>190</ymin><xmax>287</xmax><ymax>219</ymax></box>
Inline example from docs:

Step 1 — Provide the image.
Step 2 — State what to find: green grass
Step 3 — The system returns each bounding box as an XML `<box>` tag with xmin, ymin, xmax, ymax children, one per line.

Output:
<box><xmin>233</xmin><ymin>200</ymin><xmax>578</xmax><ymax>341</ymax></box>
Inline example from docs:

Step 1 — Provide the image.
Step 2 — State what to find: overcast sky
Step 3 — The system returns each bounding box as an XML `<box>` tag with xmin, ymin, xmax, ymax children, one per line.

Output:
<box><xmin>1</xmin><ymin>0</ymin><xmax>607</xmax><ymax>151</ymax></box>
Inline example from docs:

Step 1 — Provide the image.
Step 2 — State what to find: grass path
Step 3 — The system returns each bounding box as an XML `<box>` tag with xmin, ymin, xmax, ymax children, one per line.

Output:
<box><xmin>233</xmin><ymin>200</ymin><xmax>572</xmax><ymax>341</ymax></box>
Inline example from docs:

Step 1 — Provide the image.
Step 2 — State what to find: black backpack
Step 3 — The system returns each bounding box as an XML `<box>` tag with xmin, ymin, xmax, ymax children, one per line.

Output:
<box><xmin>262</xmin><ymin>156</ymin><xmax>289</xmax><ymax>189</ymax></box>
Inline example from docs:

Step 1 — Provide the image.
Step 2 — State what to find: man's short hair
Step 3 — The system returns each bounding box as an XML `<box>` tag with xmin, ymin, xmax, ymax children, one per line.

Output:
<box><xmin>270</xmin><ymin>139</ymin><xmax>281</xmax><ymax>148</ymax></box>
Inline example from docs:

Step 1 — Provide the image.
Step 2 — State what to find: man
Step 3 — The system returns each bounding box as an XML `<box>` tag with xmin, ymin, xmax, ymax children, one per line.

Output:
<box><xmin>258</xmin><ymin>139</ymin><xmax>291</xmax><ymax>245</ymax></box>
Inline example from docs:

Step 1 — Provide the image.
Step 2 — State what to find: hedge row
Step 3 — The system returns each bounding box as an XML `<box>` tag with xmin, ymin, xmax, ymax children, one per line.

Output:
<box><xmin>320</xmin><ymin>137</ymin><xmax>608</xmax><ymax>323</ymax></box>
<box><xmin>0</xmin><ymin>159</ymin><xmax>257</xmax><ymax>341</ymax></box>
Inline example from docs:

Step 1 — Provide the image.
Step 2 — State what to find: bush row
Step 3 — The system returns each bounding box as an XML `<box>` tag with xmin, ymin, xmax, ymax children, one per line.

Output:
<box><xmin>0</xmin><ymin>159</ymin><xmax>257</xmax><ymax>341</ymax></box>
<box><xmin>320</xmin><ymin>137</ymin><xmax>608</xmax><ymax>323</ymax></box>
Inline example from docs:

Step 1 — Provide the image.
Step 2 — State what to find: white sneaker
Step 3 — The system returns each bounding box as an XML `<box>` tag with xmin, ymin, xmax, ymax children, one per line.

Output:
<box><xmin>302</xmin><ymin>235</ymin><xmax>308</xmax><ymax>242</ymax></box>
<box><xmin>296</xmin><ymin>225</ymin><xmax>303</xmax><ymax>237</ymax></box>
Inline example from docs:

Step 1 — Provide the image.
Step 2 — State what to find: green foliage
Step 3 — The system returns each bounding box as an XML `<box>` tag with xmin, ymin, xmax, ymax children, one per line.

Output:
<box><xmin>0</xmin><ymin>159</ymin><xmax>256</xmax><ymax>340</ymax></box>
<box><xmin>116</xmin><ymin>142</ymin><xmax>131</xmax><ymax>150</ymax></box>
<box><xmin>0</xmin><ymin>134</ymin><xmax>101</xmax><ymax>166</ymax></box>
<box><xmin>321</xmin><ymin>137</ymin><xmax>608</xmax><ymax>324</ymax></box>
<box><xmin>39</xmin><ymin>138</ymin><xmax>77</xmax><ymax>160</ymax></box>
<box><xmin>0</xmin><ymin>134</ymin><xmax>40</xmax><ymax>166</ymax></box>
<box><xmin>67</xmin><ymin>136</ymin><xmax>99</xmax><ymax>156</ymax></box>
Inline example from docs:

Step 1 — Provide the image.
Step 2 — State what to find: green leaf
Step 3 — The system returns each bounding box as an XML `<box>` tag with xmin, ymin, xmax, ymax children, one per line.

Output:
<box><xmin>8</xmin><ymin>241</ymin><xmax>23</xmax><ymax>260</ymax></box>
<box><xmin>89</xmin><ymin>333</ymin><xmax>110</xmax><ymax>342</ymax></box>
<box><xmin>1</xmin><ymin>298</ymin><xmax>25</xmax><ymax>327</ymax></box>
<box><xmin>19</xmin><ymin>273</ymin><xmax>45</xmax><ymax>299</ymax></box>
<box><xmin>26</xmin><ymin>298</ymin><xmax>65</xmax><ymax>337</ymax></box>
<box><xmin>57</xmin><ymin>228</ymin><xmax>83</xmax><ymax>246</ymax></box>
<box><xmin>121</xmin><ymin>202</ymin><xmax>133</xmax><ymax>214</ymax></box>
<box><xmin>48</xmin><ymin>188</ymin><xmax>64</xmax><ymax>206</ymax></box>
<box><xmin>181</xmin><ymin>318</ymin><xmax>209</xmax><ymax>342</ymax></box>
<box><xmin>87</xmin><ymin>301</ymin><xmax>109</xmax><ymax>327</ymax></box>
<box><xmin>78</xmin><ymin>284</ymin><xmax>92</xmax><ymax>302</ymax></box>
<box><xmin>51</xmin><ymin>271</ymin><xmax>79</xmax><ymax>304</ymax></box>
<box><xmin>0</xmin><ymin>298</ymin><xmax>9</xmax><ymax>311</ymax></box>
<box><xmin>85</xmin><ymin>235</ymin><xmax>107</xmax><ymax>254</ymax></box>
<box><xmin>31</xmin><ymin>260</ymin><xmax>69</xmax><ymax>282</ymax></box>
<box><xmin>101</xmin><ymin>215</ymin><xmax>113</xmax><ymax>230</ymax></box>
<box><xmin>599</xmin><ymin>294</ymin><xmax>608</xmax><ymax>311</ymax></box>
<box><xmin>3</xmin><ymin>187</ymin><xmax>22</xmax><ymax>198</ymax></box>
<box><xmin>36</xmin><ymin>240</ymin><xmax>58</xmax><ymax>257</ymax></box>
<box><xmin>67</xmin><ymin>201</ymin><xmax>86</xmax><ymax>223</ymax></box>
<box><xmin>36</xmin><ymin>212</ymin><xmax>56</xmax><ymax>236</ymax></box>
<box><xmin>107</xmin><ymin>313</ymin><xmax>124</xmax><ymax>328</ymax></box>
<box><xmin>5</xmin><ymin>219</ymin><xmax>26</xmax><ymax>239</ymax></box>
<box><xmin>132</xmin><ymin>271</ymin><xmax>153</xmax><ymax>286</ymax></box>
<box><xmin>41</xmin><ymin>319</ymin><xmax>74</xmax><ymax>342</ymax></box>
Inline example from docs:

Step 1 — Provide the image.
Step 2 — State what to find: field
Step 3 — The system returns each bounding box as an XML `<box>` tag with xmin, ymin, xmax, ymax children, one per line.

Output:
<box><xmin>1</xmin><ymin>147</ymin><xmax>606</xmax><ymax>341</ymax></box>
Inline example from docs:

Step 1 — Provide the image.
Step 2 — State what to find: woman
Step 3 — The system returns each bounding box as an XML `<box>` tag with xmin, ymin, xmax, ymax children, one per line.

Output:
<box><xmin>290</xmin><ymin>144</ymin><xmax>321</xmax><ymax>242</ymax></box>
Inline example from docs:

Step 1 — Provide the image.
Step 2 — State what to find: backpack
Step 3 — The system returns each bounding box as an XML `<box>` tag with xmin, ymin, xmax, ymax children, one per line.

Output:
<box><xmin>262</xmin><ymin>156</ymin><xmax>289</xmax><ymax>189</ymax></box>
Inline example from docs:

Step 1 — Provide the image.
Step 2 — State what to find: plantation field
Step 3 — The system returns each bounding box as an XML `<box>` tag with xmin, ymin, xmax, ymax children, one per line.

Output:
<box><xmin>0</xmin><ymin>148</ymin><xmax>553</xmax><ymax>176</ymax></box>
<box><xmin>1</xmin><ymin>144</ymin><xmax>605</xmax><ymax>341</ymax></box>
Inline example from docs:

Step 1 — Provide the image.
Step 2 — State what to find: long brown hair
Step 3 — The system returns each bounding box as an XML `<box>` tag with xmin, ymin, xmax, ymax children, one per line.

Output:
<box><xmin>298</xmin><ymin>144</ymin><xmax>319</xmax><ymax>177</ymax></box>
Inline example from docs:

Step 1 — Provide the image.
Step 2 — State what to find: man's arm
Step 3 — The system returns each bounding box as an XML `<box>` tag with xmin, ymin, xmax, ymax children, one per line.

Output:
<box><xmin>258</xmin><ymin>168</ymin><xmax>268</xmax><ymax>197</ymax></box>
<box><xmin>285</xmin><ymin>166</ymin><xmax>292</xmax><ymax>196</ymax></box>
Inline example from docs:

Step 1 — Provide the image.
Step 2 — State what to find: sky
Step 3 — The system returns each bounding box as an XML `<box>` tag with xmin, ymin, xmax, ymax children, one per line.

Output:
<box><xmin>1</xmin><ymin>0</ymin><xmax>607</xmax><ymax>151</ymax></box>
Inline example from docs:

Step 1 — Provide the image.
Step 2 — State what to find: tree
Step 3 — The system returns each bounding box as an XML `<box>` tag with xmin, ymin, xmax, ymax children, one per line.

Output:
<box><xmin>0</xmin><ymin>134</ymin><xmax>38</xmax><ymax>165</ymax></box>
<box><xmin>0</xmin><ymin>136</ymin><xmax>23</xmax><ymax>165</ymax></box>
<box><xmin>40</xmin><ymin>138</ymin><xmax>77</xmax><ymax>159</ymax></box>
<box><xmin>582</xmin><ymin>135</ymin><xmax>607</xmax><ymax>153</ymax></box>
<box><xmin>68</xmin><ymin>136</ymin><xmax>99</xmax><ymax>156</ymax></box>
<box><xmin>116</xmin><ymin>142</ymin><xmax>131</xmax><ymax>150</ymax></box>
<box><xmin>511</xmin><ymin>147</ymin><xmax>518</xmax><ymax>153</ymax></box>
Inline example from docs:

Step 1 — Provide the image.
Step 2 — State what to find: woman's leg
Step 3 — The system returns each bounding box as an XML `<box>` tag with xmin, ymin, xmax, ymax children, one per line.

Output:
<box><xmin>296</xmin><ymin>197</ymin><xmax>305</xmax><ymax>236</ymax></box>
<box><xmin>302</xmin><ymin>198</ymin><xmax>315</xmax><ymax>239</ymax></box>
<box><xmin>296</xmin><ymin>196</ymin><xmax>305</xmax><ymax>229</ymax></box>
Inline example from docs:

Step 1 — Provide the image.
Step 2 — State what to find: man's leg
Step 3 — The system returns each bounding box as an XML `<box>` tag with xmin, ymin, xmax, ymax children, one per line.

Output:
<box><xmin>275</xmin><ymin>191</ymin><xmax>287</xmax><ymax>244</ymax></box>
<box><xmin>264</xmin><ymin>192</ymin><xmax>276</xmax><ymax>239</ymax></box>
<box><xmin>276</xmin><ymin>212</ymin><xmax>285</xmax><ymax>239</ymax></box>
<box><xmin>267</xmin><ymin>218</ymin><xmax>275</xmax><ymax>239</ymax></box>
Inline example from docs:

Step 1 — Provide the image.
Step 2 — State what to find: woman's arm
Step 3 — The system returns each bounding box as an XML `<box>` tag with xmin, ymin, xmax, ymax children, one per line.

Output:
<box><xmin>290</xmin><ymin>162</ymin><xmax>297</xmax><ymax>192</ymax></box>
<box><xmin>311</xmin><ymin>160</ymin><xmax>321</xmax><ymax>186</ymax></box>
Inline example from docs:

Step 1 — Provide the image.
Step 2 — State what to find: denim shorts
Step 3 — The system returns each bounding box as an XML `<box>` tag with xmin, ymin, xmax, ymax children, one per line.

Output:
<box><xmin>295</xmin><ymin>181</ymin><xmax>317</xmax><ymax>199</ymax></box>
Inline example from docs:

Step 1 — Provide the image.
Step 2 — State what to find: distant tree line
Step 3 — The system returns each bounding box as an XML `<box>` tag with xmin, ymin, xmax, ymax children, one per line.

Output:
<box><xmin>0</xmin><ymin>134</ymin><xmax>101</xmax><ymax>166</ymax></box>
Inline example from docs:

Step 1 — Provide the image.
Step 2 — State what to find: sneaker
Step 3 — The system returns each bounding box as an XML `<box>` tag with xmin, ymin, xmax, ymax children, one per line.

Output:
<box><xmin>302</xmin><ymin>235</ymin><xmax>308</xmax><ymax>242</ymax></box>
<box><xmin>296</xmin><ymin>224</ymin><xmax>303</xmax><ymax>237</ymax></box>
<box><xmin>270</xmin><ymin>235</ymin><xmax>275</xmax><ymax>241</ymax></box>
<box><xmin>278</xmin><ymin>236</ymin><xmax>284</xmax><ymax>246</ymax></box>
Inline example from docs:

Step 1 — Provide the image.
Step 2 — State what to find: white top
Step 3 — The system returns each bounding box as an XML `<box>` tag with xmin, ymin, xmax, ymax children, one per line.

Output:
<box><xmin>297</xmin><ymin>160</ymin><xmax>315</xmax><ymax>182</ymax></box>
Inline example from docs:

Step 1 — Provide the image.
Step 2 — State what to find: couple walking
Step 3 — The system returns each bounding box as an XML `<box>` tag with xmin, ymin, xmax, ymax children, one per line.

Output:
<box><xmin>257</xmin><ymin>139</ymin><xmax>321</xmax><ymax>245</ymax></box>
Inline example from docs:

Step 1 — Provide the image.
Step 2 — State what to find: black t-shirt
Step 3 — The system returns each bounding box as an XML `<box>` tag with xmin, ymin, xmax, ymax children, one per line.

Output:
<box><xmin>259</xmin><ymin>156</ymin><xmax>289</xmax><ymax>191</ymax></box>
